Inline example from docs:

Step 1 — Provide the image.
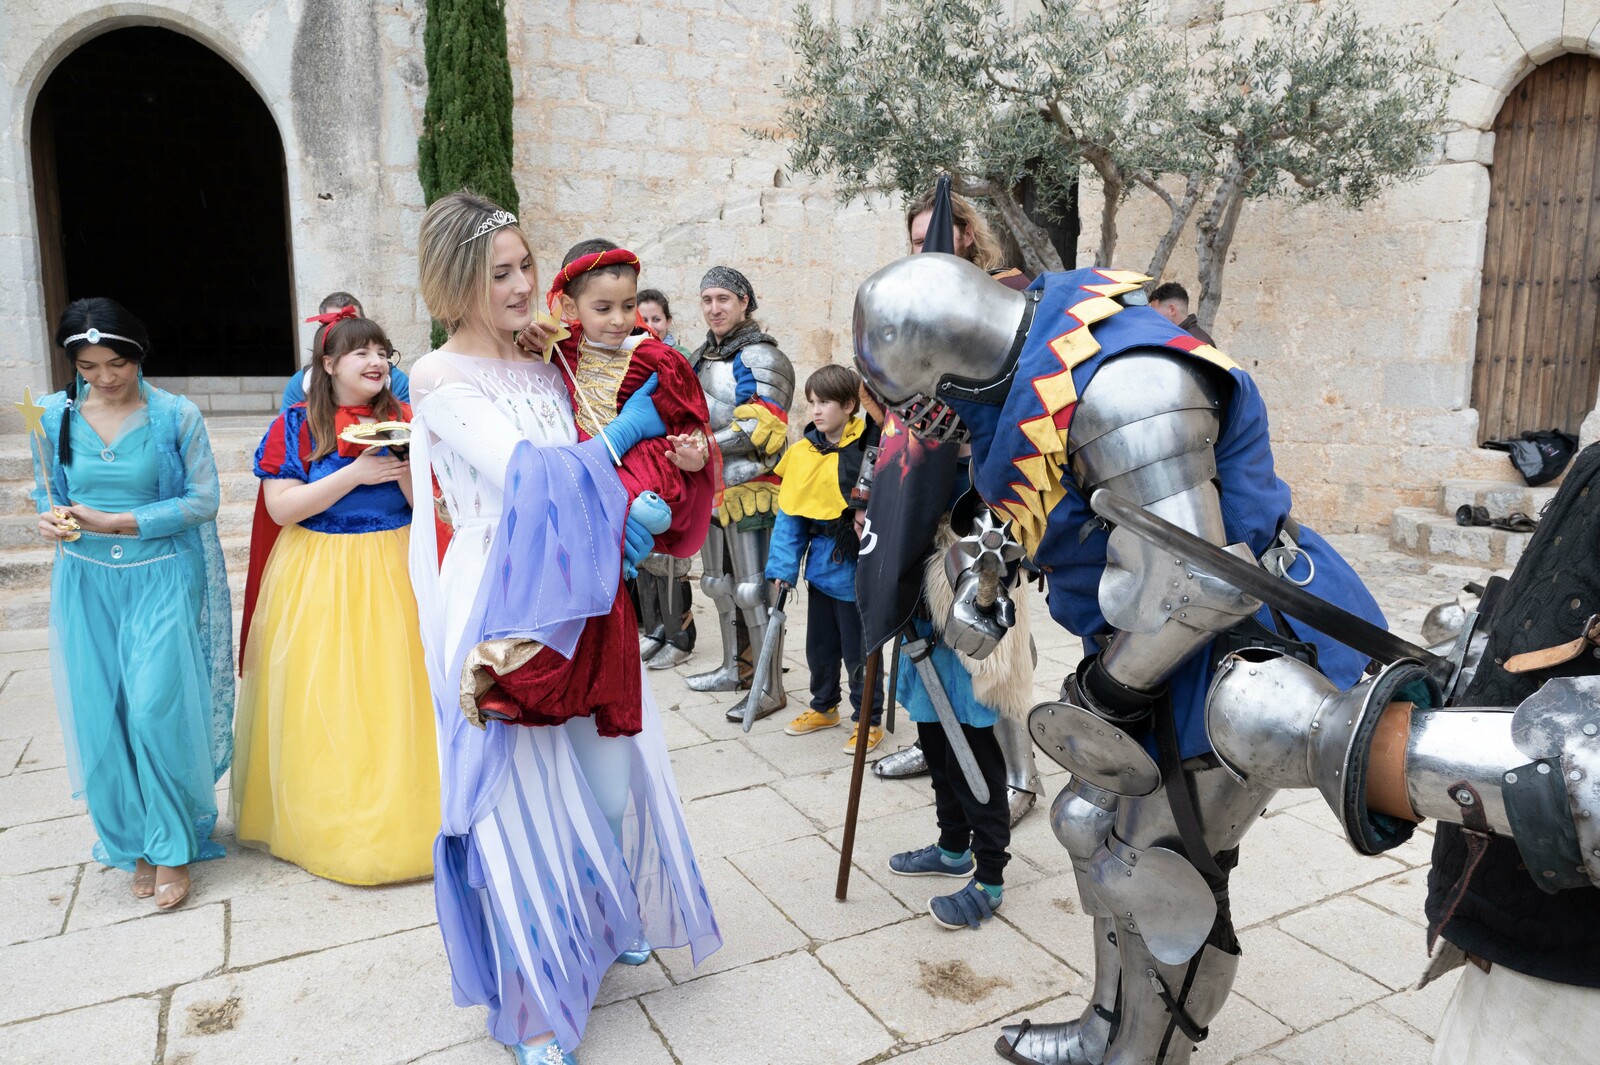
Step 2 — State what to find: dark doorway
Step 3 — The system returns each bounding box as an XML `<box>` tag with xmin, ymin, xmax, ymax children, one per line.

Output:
<box><xmin>32</xmin><ymin>26</ymin><xmax>294</xmax><ymax>385</ymax></box>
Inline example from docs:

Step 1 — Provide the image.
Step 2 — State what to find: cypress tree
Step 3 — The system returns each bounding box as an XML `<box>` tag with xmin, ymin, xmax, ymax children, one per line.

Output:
<box><xmin>418</xmin><ymin>0</ymin><xmax>521</xmax><ymax>345</ymax></box>
<box><xmin>418</xmin><ymin>0</ymin><xmax>519</xmax><ymax>210</ymax></box>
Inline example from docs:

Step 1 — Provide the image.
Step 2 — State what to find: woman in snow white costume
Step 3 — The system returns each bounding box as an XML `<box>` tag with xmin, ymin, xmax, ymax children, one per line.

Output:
<box><xmin>407</xmin><ymin>191</ymin><xmax>720</xmax><ymax>1064</ymax></box>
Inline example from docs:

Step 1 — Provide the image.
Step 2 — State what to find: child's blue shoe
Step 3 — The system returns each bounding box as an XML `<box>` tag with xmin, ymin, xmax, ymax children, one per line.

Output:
<box><xmin>514</xmin><ymin>1037</ymin><xmax>577</xmax><ymax>1065</ymax></box>
<box><xmin>888</xmin><ymin>843</ymin><xmax>975</xmax><ymax>878</ymax></box>
<box><xmin>929</xmin><ymin>880</ymin><xmax>1002</xmax><ymax>930</ymax></box>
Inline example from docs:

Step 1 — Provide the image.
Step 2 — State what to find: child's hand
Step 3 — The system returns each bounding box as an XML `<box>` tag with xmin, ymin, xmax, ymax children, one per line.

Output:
<box><xmin>666</xmin><ymin>432</ymin><xmax>708</xmax><ymax>472</ymax></box>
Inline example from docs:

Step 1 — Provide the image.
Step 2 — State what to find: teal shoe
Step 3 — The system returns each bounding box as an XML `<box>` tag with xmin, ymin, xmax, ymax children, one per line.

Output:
<box><xmin>514</xmin><ymin>1037</ymin><xmax>576</xmax><ymax>1065</ymax></box>
<box><xmin>618</xmin><ymin>935</ymin><xmax>652</xmax><ymax>966</ymax></box>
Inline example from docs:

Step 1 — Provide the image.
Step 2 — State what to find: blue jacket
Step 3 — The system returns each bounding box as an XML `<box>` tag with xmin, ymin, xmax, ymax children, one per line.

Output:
<box><xmin>764</xmin><ymin>419</ymin><xmax>870</xmax><ymax>600</ymax></box>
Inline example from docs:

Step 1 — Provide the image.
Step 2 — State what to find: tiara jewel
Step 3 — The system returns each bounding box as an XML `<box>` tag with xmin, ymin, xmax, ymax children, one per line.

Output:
<box><xmin>459</xmin><ymin>210</ymin><xmax>519</xmax><ymax>247</ymax></box>
<box><xmin>64</xmin><ymin>328</ymin><xmax>145</xmax><ymax>353</ymax></box>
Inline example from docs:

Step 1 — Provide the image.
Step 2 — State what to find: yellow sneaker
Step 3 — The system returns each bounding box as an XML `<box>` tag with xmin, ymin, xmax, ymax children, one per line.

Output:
<box><xmin>784</xmin><ymin>708</ymin><xmax>841</xmax><ymax>736</ymax></box>
<box><xmin>843</xmin><ymin>725</ymin><xmax>885</xmax><ymax>754</ymax></box>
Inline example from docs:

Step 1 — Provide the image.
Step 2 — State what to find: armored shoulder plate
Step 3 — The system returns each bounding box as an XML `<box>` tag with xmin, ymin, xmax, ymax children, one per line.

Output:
<box><xmin>1068</xmin><ymin>351</ymin><xmax>1225</xmax><ymax>507</ymax></box>
<box><xmin>737</xmin><ymin>342</ymin><xmax>796</xmax><ymax>412</ymax></box>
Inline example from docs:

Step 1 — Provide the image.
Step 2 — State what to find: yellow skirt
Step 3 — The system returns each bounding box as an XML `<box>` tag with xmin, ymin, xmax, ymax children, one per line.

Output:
<box><xmin>232</xmin><ymin>523</ymin><xmax>439</xmax><ymax>885</ymax></box>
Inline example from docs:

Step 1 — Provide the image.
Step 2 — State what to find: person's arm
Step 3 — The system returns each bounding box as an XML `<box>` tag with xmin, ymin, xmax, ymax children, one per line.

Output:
<box><xmin>70</xmin><ymin>399</ymin><xmax>222</xmax><ymax>539</ymax></box>
<box><xmin>415</xmin><ymin>385</ymin><xmax>540</xmax><ymax>494</ymax></box>
<box><xmin>764</xmin><ymin>509</ymin><xmax>805</xmax><ymax>586</ymax></box>
<box><xmin>262</xmin><ymin>449</ymin><xmax>407</xmax><ymax>526</ymax></box>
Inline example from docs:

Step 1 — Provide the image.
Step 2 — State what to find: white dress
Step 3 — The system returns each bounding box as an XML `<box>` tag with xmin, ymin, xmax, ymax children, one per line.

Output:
<box><xmin>408</xmin><ymin>350</ymin><xmax>721</xmax><ymax>1050</ymax></box>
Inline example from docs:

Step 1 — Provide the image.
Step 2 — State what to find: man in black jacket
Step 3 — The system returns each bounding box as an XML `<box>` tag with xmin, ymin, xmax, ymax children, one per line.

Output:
<box><xmin>1423</xmin><ymin>442</ymin><xmax>1600</xmax><ymax>1061</ymax></box>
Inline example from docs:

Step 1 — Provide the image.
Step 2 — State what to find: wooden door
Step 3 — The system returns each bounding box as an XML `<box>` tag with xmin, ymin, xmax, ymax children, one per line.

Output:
<box><xmin>1473</xmin><ymin>53</ymin><xmax>1600</xmax><ymax>441</ymax></box>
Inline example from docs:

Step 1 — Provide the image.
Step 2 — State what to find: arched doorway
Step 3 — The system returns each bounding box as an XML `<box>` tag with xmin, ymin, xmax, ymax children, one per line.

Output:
<box><xmin>31</xmin><ymin>26</ymin><xmax>294</xmax><ymax>388</ymax></box>
<box><xmin>1472</xmin><ymin>53</ymin><xmax>1600</xmax><ymax>442</ymax></box>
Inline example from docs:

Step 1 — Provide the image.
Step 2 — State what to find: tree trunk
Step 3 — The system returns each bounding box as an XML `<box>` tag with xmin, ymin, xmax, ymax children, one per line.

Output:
<box><xmin>1194</xmin><ymin>166</ymin><xmax>1247</xmax><ymax>333</ymax></box>
<box><xmin>993</xmin><ymin>193</ymin><xmax>1067</xmax><ymax>275</ymax></box>
<box><xmin>1142</xmin><ymin>174</ymin><xmax>1203</xmax><ymax>284</ymax></box>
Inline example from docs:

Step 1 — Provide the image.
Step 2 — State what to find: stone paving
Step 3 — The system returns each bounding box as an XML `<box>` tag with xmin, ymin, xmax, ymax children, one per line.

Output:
<box><xmin>0</xmin><ymin>533</ymin><xmax>1501</xmax><ymax>1064</ymax></box>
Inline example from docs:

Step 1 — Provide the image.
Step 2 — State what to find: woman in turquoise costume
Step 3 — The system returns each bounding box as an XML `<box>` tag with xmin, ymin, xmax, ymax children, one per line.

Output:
<box><xmin>30</xmin><ymin>298</ymin><xmax>234</xmax><ymax>910</ymax></box>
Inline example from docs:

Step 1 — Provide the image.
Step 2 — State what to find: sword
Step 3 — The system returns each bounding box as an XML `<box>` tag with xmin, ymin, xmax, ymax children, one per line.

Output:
<box><xmin>1088</xmin><ymin>489</ymin><xmax>1452</xmax><ymax>684</ymax></box>
<box><xmin>903</xmin><ymin>634</ymin><xmax>992</xmax><ymax>803</ymax></box>
<box><xmin>742</xmin><ymin>582</ymin><xmax>789</xmax><ymax>732</ymax></box>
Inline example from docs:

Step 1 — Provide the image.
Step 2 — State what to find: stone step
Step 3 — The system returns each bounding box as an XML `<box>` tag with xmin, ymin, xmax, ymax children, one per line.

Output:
<box><xmin>1390</xmin><ymin>506</ymin><xmax>1533</xmax><ymax>569</ymax></box>
<box><xmin>1438</xmin><ymin>479</ymin><xmax>1559</xmax><ymax>520</ymax></box>
<box><xmin>0</xmin><ymin>535</ymin><xmax>252</xmax><ymax>592</ymax></box>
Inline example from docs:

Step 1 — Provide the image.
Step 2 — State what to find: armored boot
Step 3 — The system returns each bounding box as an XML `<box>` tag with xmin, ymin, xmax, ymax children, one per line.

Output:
<box><xmin>997</xmin><ymin>714</ymin><xmax>1043</xmax><ymax>826</ymax></box>
<box><xmin>873</xmin><ymin>741</ymin><xmax>930</xmax><ymax>778</ymax></box>
<box><xmin>1101</xmin><ymin>932</ymin><xmax>1239</xmax><ymax>1065</ymax></box>
<box><xmin>687</xmin><ymin>528</ymin><xmax>745</xmax><ymax>692</ymax></box>
<box><xmin>995</xmin><ymin>915</ymin><xmax>1119</xmax><ymax>1064</ymax></box>
<box><xmin>722</xmin><ymin>521</ymin><xmax>786</xmax><ymax>721</ymax></box>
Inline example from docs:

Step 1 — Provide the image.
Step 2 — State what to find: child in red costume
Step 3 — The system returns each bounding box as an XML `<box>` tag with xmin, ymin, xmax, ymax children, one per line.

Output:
<box><xmin>473</xmin><ymin>241</ymin><xmax>714</xmax><ymax>734</ymax></box>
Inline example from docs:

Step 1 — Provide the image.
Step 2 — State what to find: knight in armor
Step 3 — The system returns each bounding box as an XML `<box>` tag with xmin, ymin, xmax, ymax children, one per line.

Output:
<box><xmin>686</xmin><ymin>266</ymin><xmax>797</xmax><ymax>722</ymax></box>
<box><xmin>853</xmin><ymin>254</ymin><xmax>1387</xmax><ymax>1065</ymax></box>
<box><xmin>874</xmin><ymin>189</ymin><xmax>1045</xmax><ymax>828</ymax></box>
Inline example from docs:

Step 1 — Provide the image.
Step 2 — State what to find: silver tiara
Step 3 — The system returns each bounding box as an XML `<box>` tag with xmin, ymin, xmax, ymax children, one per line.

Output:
<box><xmin>65</xmin><ymin>328</ymin><xmax>145</xmax><ymax>353</ymax></box>
<box><xmin>459</xmin><ymin>210</ymin><xmax>519</xmax><ymax>247</ymax></box>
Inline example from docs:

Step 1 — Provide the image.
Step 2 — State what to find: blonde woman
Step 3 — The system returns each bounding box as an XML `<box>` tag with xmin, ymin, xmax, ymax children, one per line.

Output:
<box><xmin>408</xmin><ymin>191</ymin><xmax>720</xmax><ymax>1064</ymax></box>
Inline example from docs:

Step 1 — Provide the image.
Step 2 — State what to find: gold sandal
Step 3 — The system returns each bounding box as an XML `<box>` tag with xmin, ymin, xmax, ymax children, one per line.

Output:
<box><xmin>154</xmin><ymin>865</ymin><xmax>190</xmax><ymax>910</ymax></box>
<box><xmin>132</xmin><ymin>859</ymin><xmax>157</xmax><ymax>899</ymax></box>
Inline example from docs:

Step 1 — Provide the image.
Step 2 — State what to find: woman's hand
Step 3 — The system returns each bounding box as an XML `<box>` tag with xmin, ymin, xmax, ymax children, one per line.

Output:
<box><xmin>666</xmin><ymin>433</ymin><xmax>708</xmax><ymax>472</ymax></box>
<box><xmin>37</xmin><ymin>510</ymin><xmax>79</xmax><ymax>541</ymax></box>
<box><xmin>345</xmin><ymin>448</ymin><xmax>408</xmax><ymax>486</ymax></box>
<box><xmin>62</xmin><ymin>504</ymin><xmax>133</xmax><ymax>535</ymax></box>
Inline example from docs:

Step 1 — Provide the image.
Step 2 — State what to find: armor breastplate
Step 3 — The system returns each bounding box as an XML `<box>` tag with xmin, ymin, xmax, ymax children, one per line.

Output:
<box><xmin>697</xmin><ymin>357</ymin><xmax>742</xmax><ymax>431</ymax></box>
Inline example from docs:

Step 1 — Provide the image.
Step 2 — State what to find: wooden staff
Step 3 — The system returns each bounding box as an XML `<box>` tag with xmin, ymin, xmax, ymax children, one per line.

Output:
<box><xmin>834</xmin><ymin>648</ymin><xmax>883</xmax><ymax>900</ymax></box>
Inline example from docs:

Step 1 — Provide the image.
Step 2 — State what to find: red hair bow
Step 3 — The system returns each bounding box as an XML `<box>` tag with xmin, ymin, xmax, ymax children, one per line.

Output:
<box><xmin>546</xmin><ymin>248</ymin><xmax>641</xmax><ymax>312</ymax></box>
<box><xmin>305</xmin><ymin>304</ymin><xmax>361</xmax><ymax>356</ymax></box>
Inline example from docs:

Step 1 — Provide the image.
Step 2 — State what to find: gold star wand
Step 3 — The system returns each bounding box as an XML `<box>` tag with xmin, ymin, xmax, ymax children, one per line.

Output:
<box><xmin>14</xmin><ymin>387</ymin><xmax>79</xmax><ymax>542</ymax></box>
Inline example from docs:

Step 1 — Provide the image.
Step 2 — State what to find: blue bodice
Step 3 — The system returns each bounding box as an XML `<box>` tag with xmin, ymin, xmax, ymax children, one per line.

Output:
<box><xmin>254</xmin><ymin>405</ymin><xmax>411</xmax><ymax>535</ymax></box>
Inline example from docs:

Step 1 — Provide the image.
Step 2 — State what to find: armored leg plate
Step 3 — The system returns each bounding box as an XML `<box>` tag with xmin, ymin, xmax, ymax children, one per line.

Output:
<box><xmin>873</xmin><ymin>742</ymin><xmax>930</xmax><ymax>778</ymax></box>
<box><xmin>1030</xmin><ymin>701</ymin><xmax>1161</xmax><ymax>796</ymax></box>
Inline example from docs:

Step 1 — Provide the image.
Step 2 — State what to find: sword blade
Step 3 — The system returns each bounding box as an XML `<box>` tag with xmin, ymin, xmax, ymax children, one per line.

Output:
<box><xmin>742</xmin><ymin>587</ymin><xmax>789</xmax><ymax>732</ymax></box>
<box><xmin>909</xmin><ymin>653</ymin><xmax>992</xmax><ymax>804</ymax></box>
<box><xmin>1089</xmin><ymin>489</ymin><xmax>1451</xmax><ymax>682</ymax></box>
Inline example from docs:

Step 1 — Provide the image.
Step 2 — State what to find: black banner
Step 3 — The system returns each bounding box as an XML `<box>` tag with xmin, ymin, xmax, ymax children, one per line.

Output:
<box><xmin>854</xmin><ymin>408</ymin><xmax>963</xmax><ymax>653</ymax></box>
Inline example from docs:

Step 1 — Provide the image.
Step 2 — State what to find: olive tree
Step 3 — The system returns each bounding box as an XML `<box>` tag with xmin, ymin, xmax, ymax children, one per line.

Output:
<box><xmin>771</xmin><ymin>0</ymin><xmax>1449</xmax><ymax>329</ymax></box>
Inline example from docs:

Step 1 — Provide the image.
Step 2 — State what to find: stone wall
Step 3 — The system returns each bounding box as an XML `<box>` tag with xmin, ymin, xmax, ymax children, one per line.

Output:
<box><xmin>11</xmin><ymin>0</ymin><xmax>1600</xmax><ymax>531</ymax></box>
<box><xmin>1101</xmin><ymin>0</ymin><xmax>1600</xmax><ymax>531</ymax></box>
<box><xmin>504</xmin><ymin>0</ymin><xmax>906</xmax><ymax>394</ymax></box>
<box><xmin>0</xmin><ymin>0</ymin><xmax>433</xmax><ymax>431</ymax></box>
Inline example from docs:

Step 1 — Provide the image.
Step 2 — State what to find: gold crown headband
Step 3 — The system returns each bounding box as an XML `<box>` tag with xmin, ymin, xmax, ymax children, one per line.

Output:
<box><xmin>459</xmin><ymin>210</ymin><xmax>519</xmax><ymax>247</ymax></box>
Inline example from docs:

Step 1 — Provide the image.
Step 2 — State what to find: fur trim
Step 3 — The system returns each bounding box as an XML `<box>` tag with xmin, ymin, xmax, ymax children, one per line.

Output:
<box><xmin>922</xmin><ymin>521</ymin><xmax>1036</xmax><ymax>724</ymax></box>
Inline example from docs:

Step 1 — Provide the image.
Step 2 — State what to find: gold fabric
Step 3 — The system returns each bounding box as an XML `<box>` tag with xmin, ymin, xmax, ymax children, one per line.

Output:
<box><xmin>733</xmin><ymin>402</ymin><xmax>788</xmax><ymax>455</ymax></box>
<box><xmin>459</xmin><ymin>637</ymin><xmax>546</xmax><ymax>729</ymax></box>
<box><xmin>774</xmin><ymin>417</ymin><xmax>865</xmax><ymax>520</ymax></box>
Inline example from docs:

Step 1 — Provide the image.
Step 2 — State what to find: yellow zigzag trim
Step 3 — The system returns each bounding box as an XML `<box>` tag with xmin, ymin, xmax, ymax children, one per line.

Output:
<box><xmin>1005</xmin><ymin>270</ymin><xmax>1149</xmax><ymax>554</ymax></box>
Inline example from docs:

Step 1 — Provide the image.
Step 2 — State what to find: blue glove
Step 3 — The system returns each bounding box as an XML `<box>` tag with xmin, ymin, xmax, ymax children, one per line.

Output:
<box><xmin>622</xmin><ymin>491</ymin><xmax>672</xmax><ymax>578</ymax></box>
<box><xmin>601</xmin><ymin>375</ymin><xmax>666</xmax><ymax>459</ymax></box>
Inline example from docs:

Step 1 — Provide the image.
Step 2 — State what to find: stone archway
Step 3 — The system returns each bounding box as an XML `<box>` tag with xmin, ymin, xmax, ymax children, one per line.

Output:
<box><xmin>31</xmin><ymin>25</ymin><xmax>295</xmax><ymax>387</ymax></box>
<box><xmin>1472</xmin><ymin>53</ymin><xmax>1600</xmax><ymax>442</ymax></box>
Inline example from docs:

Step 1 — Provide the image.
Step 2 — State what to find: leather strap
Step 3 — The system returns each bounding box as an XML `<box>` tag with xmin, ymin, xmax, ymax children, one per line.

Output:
<box><xmin>1154</xmin><ymin>703</ymin><xmax>1225</xmax><ymax>880</ymax></box>
<box><xmin>1504</xmin><ymin>614</ymin><xmax>1600</xmax><ymax>673</ymax></box>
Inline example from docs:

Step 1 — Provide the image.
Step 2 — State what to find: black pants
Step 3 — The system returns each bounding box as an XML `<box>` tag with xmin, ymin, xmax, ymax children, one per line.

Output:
<box><xmin>918</xmin><ymin>719</ymin><xmax>1010</xmax><ymax>885</ymax></box>
<box><xmin>637</xmin><ymin>571</ymin><xmax>695</xmax><ymax>651</ymax></box>
<box><xmin>806</xmin><ymin>587</ymin><xmax>881</xmax><ymax>721</ymax></box>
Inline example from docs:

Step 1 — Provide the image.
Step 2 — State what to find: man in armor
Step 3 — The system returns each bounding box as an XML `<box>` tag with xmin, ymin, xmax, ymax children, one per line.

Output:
<box><xmin>853</xmin><ymin>254</ymin><xmax>1386</xmax><ymax>1065</ymax></box>
<box><xmin>687</xmin><ymin>266</ymin><xmax>796</xmax><ymax>722</ymax></box>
